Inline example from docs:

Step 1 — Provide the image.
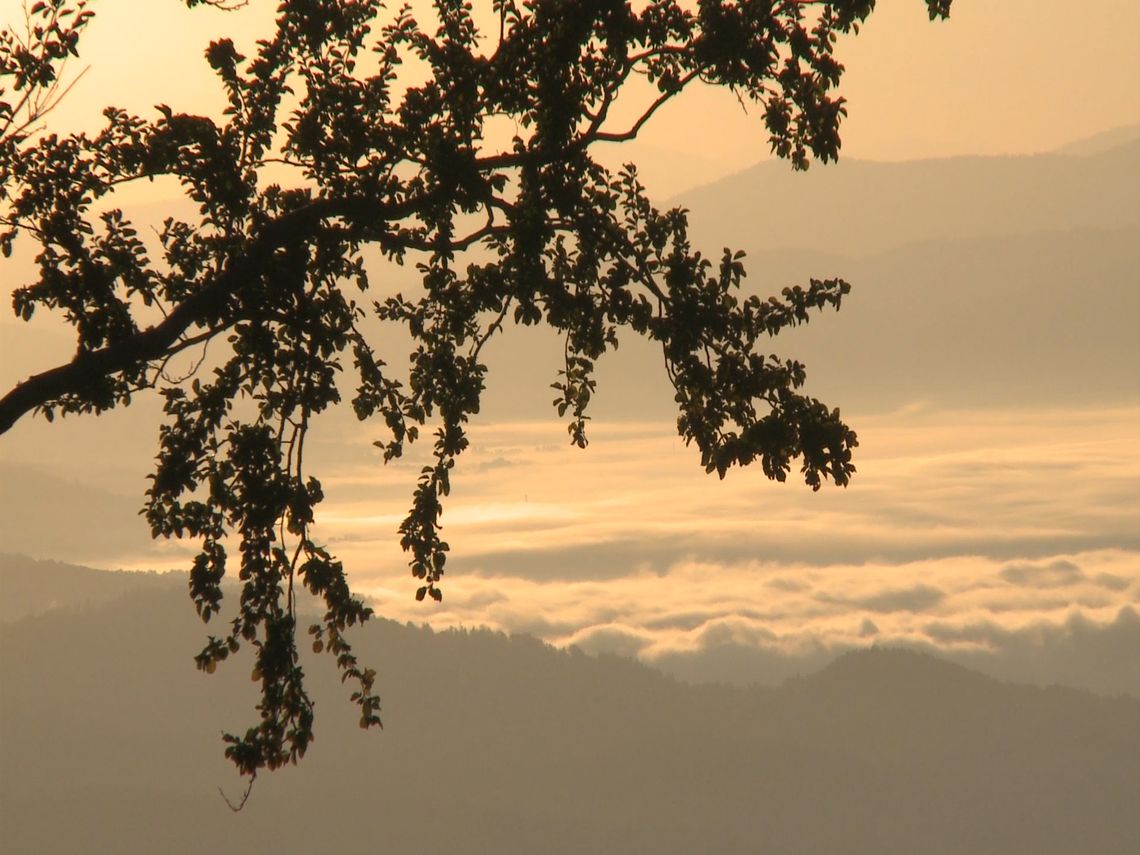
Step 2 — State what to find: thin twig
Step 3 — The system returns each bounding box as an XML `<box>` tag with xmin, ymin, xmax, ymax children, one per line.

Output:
<box><xmin>218</xmin><ymin>774</ymin><xmax>255</xmax><ymax>812</ymax></box>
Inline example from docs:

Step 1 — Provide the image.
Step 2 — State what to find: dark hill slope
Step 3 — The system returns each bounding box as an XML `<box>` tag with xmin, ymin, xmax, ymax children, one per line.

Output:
<box><xmin>2</xmin><ymin>586</ymin><xmax>1136</xmax><ymax>855</ymax></box>
<box><xmin>0</xmin><ymin>551</ymin><xmax>183</xmax><ymax>622</ymax></box>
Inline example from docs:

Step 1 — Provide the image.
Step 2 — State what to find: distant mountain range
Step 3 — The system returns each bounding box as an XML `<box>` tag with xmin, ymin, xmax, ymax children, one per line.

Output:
<box><xmin>1</xmin><ymin>131</ymin><xmax>1136</xmax><ymax>522</ymax></box>
<box><xmin>673</xmin><ymin>128</ymin><xmax>1140</xmax><ymax>257</ymax></box>
<box><xmin>1054</xmin><ymin>123</ymin><xmax>1140</xmax><ymax>157</ymax></box>
<box><xmin>5</xmin><ymin>129</ymin><xmax>1138</xmax><ymax>421</ymax></box>
<box><xmin>0</xmin><ymin>551</ymin><xmax>184</xmax><ymax>622</ymax></box>
<box><xmin>2</xmin><ymin>557</ymin><xmax>1137</xmax><ymax>854</ymax></box>
<box><xmin>474</xmin><ymin>132</ymin><xmax>1140</xmax><ymax>419</ymax></box>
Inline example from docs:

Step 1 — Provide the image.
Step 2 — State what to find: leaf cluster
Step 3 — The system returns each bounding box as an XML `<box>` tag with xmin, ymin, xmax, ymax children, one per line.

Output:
<box><xmin>0</xmin><ymin>0</ymin><xmax>951</xmax><ymax>778</ymax></box>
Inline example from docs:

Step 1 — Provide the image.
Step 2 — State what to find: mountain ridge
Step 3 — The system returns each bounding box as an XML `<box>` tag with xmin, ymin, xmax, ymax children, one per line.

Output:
<box><xmin>2</xmin><ymin>577</ymin><xmax>1136</xmax><ymax>854</ymax></box>
<box><xmin>670</xmin><ymin>137</ymin><xmax>1140</xmax><ymax>258</ymax></box>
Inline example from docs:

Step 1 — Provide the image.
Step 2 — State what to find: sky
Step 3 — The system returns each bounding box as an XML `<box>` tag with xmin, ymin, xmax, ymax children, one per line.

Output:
<box><xmin>9</xmin><ymin>0</ymin><xmax>1140</xmax><ymax>193</ymax></box>
<box><xmin>1</xmin><ymin>0</ymin><xmax>1138</xmax><ymax>688</ymax></box>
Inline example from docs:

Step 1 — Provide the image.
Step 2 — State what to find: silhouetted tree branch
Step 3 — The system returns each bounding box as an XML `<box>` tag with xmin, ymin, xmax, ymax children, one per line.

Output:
<box><xmin>0</xmin><ymin>0</ymin><xmax>952</xmax><ymax>779</ymax></box>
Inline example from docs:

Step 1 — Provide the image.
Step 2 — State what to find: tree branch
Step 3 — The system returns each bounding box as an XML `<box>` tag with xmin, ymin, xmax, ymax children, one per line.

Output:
<box><xmin>0</xmin><ymin>191</ymin><xmax>440</xmax><ymax>435</ymax></box>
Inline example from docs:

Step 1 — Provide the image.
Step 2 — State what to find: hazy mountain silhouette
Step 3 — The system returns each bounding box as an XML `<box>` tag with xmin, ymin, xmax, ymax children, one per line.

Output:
<box><xmin>479</xmin><ymin>223</ymin><xmax>1140</xmax><ymax>421</ymax></box>
<box><xmin>674</xmin><ymin>136</ymin><xmax>1140</xmax><ymax>258</ymax></box>
<box><xmin>1058</xmin><ymin>123</ymin><xmax>1140</xmax><ymax>156</ymax></box>
<box><xmin>0</xmin><ymin>465</ymin><xmax>161</xmax><ymax>564</ymax></box>
<box><xmin>3</xmin><ymin>138</ymin><xmax>1136</xmax><ymax>434</ymax></box>
<box><xmin>2</xmin><ymin>560</ymin><xmax>1137</xmax><ymax>854</ymax></box>
<box><xmin>474</xmin><ymin>137</ymin><xmax>1140</xmax><ymax>420</ymax></box>
<box><xmin>0</xmin><ymin>552</ymin><xmax>184</xmax><ymax>622</ymax></box>
<box><xmin>733</xmin><ymin>225</ymin><xmax>1140</xmax><ymax>410</ymax></box>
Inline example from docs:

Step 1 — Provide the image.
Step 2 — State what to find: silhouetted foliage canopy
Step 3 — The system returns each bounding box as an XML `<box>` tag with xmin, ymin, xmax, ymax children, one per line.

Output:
<box><xmin>0</xmin><ymin>0</ymin><xmax>951</xmax><ymax>778</ymax></box>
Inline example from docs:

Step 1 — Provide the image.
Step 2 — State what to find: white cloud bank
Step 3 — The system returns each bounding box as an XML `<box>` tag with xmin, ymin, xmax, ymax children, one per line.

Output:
<box><xmin>300</xmin><ymin>404</ymin><xmax>1139</xmax><ymax>694</ymax></box>
<box><xmin>3</xmin><ymin>402</ymin><xmax>1137</xmax><ymax>693</ymax></box>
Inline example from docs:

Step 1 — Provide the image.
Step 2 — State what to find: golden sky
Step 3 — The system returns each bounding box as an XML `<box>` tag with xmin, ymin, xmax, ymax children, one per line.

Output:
<box><xmin>1</xmin><ymin>0</ymin><xmax>1138</xmax><ymax>686</ymax></box>
<box><xmin>14</xmin><ymin>0</ymin><xmax>1140</xmax><ymax>194</ymax></box>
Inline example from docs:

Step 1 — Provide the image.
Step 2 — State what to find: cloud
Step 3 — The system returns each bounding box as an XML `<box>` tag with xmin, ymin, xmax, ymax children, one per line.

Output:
<box><xmin>919</xmin><ymin>606</ymin><xmax>1140</xmax><ymax>697</ymax></box>
<box><xmin>692</xmin><ymin>616</ymin><xmax>778</xmax><ymax>648</ymax></box>
<box><xmin>643</xmin><ymin>611</ymin><xmax>722</xmax><ymax>632</ymax></box>
<box><xmin>1093</xmin><ymin>573</ymin><xmax>1131</xmax><ymax>592</ymax></box>
<box><xmin>314</xmin><ymin>405</ymin><xmax>1140</xmax><ymax>584</ymax></box>
<box><xmin>648</xmin><ymin>606</ymin><xmax>1140</xmax><ymax>698</ymax></box>
<box><xmin>5</xmin><ymin>398</ymin><xmax>1139</xmax><ymax>696</ymax></box>
<box><xmin>9</xmin><ymin>404</ymin><xmax>1139</xmax><ymax>580</ymax></box>
<box><xmin>474</xmin><ymin>456</ymin><xmax>519</xmax><ymax>472</ymax></box>
<box><xmin>767</xmin><ymin>576</ymin><xmax>813</xmax><ymax>593</ymax></box>
<box><xmin>565</xmin><ymin>624</ymin><xmax>651</xmax><ymax>658</ymax></box>
<box><xmin>346</xmin><ymin>544</ymin><xmax>1139</xmax><ymax>697</ymax></box>
<box><xmin>1000</xmin><ymin>559</ymin><xmax>1084</xmax><ymax>587</ymax></box>
<box><xmin>823</xmin><ymin>584</ymin><xmax>947</xmax><ymax>614</ymax></box>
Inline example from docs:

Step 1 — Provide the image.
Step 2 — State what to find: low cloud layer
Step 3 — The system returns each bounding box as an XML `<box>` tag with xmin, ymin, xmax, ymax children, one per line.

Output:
<box><xmin>327</xmin><ymin>406</ymin><xmax>1139</xmax><ymax>695</ymax></box>
<box><xmin>306</xmin><ymin>404</ymin><xmax>1140</xmax><ymax>573</ymax></box>
<box><xmin>3</xmin><ymin>404</ymin><xmax>1137</xmax><ymax>695</ymax></box>
<box><xmin>350</xmin><ymin>548</ymin><xmax>1138</xmax><ymax>693</ymax></box>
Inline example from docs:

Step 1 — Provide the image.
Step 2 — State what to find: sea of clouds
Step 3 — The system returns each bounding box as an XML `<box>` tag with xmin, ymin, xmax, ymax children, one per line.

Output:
<box><xmin>290</xmin><ymin>404</ymin><xmax>1140</xmax><ymax>694</ymax></box>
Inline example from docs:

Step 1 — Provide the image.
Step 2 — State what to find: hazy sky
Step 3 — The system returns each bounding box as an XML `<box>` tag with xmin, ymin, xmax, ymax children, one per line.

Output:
<box><xmin>12</xmin><ymin>0</ymin><xmax>1140</xmax><ymax>193</ymax></box>
<box><xmin>1</xmin><ymin>0</ymin><xmax>1138</xmax><ymax>684</ymax></box>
